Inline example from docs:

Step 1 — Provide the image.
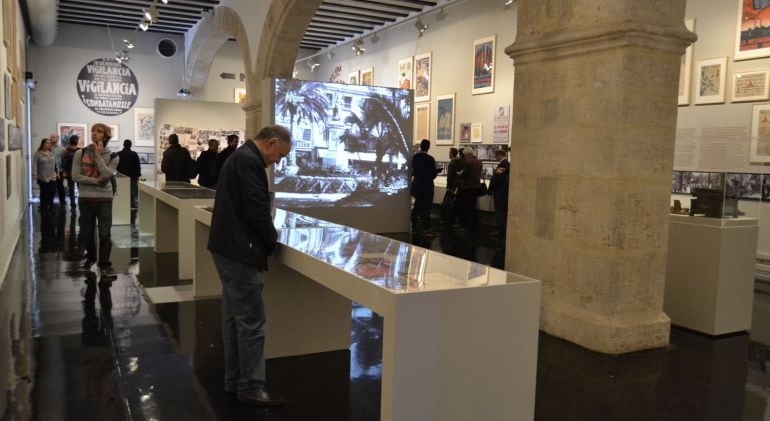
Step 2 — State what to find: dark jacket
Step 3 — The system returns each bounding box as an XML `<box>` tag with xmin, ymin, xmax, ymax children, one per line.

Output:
<box><xmin>447</xmin><ymin>157</ymin><xmax>462</xmax><ymax>193</ymax></box>
<box><xmin>208</xmin><ymin>141</ymin><xmax>277</xmax><ymax>270</ymax></box>
<box><xmin>196</xmin><ymin>149</ymin><xmax>218</xmax><ymax>189</ymax></box>
<box><xmin>162</xmin><ymin>144</ymin><xmax>194</xmax><ymax>182</ymax></box>
<box><xmin>116</xmin><ymin>148</ymin><xmax>141</xmax><ymax>178</ymax></box>
<box><xmin>411</xmin><ymin>151</ymin><xmax>437</xmax><ymax>196</ymax></box>
<box><xmin>459</xmin><ymin>155</ymin><xmax>482</xmax><ymax>191</ymax></box>
<box><xmin>214</xmin><ymin>145</ymin><xmax>237</xmax><ymax>180</ymax></box>
<box><xmin>489</xmin><ymin>158</ymin><xmax>510</xmax><ymax>198</ymax></box>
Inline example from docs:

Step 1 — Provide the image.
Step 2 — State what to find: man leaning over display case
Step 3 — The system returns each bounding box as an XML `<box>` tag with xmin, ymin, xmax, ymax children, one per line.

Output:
<box><xmin>207</xmin><ymin>125</ymin><xmax>292</xmax><ymax>407</ymax></box>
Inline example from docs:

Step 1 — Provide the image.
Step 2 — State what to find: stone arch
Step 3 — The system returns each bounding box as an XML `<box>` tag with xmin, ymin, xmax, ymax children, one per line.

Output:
<box><xmin>243</xmin><ymin>0</ymin><xmax>323</xmax><ymax>133</ymax></box>
<box><xmin>185</xmin><ymin>6</ymin><xmax>252</xmax><ymax>95</ymax></box>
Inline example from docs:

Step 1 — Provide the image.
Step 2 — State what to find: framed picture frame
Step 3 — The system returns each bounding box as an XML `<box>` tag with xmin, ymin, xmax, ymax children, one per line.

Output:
<box><xmin>472</xmin><ymin>35</ymin><xmax>496</xmax><ymax>95</ymax></box>
<box><xmin>0</xmin><ymin>118</ymin><xmax>4</xmax><ymax>152</ymax></box>
<box><xmin>134</xmin><ymin>107</ymin><xmax>154</xmax><ymax>147</ymax></box>
<box><xmin>436</xmin><ymin>93</ymin><xmax>455</xmax><ymax>145</ymax></box>
<box><xmin>2</xmin><ymin>0</ymin><xmax>10</xmax><ymax>48</ymax></box>
<box><xmin>459</xmin><ymin>122</ymin><xmax>471</xmax><ymax>144</ymax></box>
<box><xmin>108</xmin><ymin>124</ymin><xmax>119</xmax><ymax>149</ymax></box>
<box><xmin>3</xmin><ymin>73</ymin><xmax>9</xmax><ymax>120</ymax></box>
<box><xmin>397</xmin><ymin>56</ymin><xmax>413</xmax><ymax>90</ymax></box>
<box><xmin>360</xmin><ymin>67</ymin><xmax>373</xmax><ymax>86</ymax></box>
<box><xmin>347</xmin><ymin>70</ymin><xmax>359</xmax><ymax>85</ymax></box>
<box><xmin>493</xmin><ymin>105</ymin><xmax>511</xmax><ymax>144</ymax></box>
<box><xmin>58</xmin><ymin>122</ymin><xmax>87</xmax><ymax>148</ymax></box>
<box><xmin>471</xmin><ymin>123</ymin><xmax>483</xmax><ymax>143</ymax></box>
<box><xmin>7</xmin><ymin>122</ymin><xmax>20</xmax><ymax>150</ymax></box>
<box><xmin>233</xmin><ymin>88</ymin><xmax>246</xmax><ymax>104</ymax></box>
<box><xmin>695</xmin><ymin>57</ymin><xmax>727</xmax><ymax>105</ymax></box>
<box><xmin>751</xmin><ymin>104</ymin><xmax>770</xmax><ymax>163</ymax></box>
<box><xmin>679</xmin><ymin>18</ymin><xmax>695</xmax><ymax>106</ymax></box>
<box><xmin>414</xmin><ymin>52</ymin><xmax>431</xmax><ymax>102</ymax></box>
<box><xmin>732</xmin><ymin>70</ymin><xmax>769</xmax><ymax>102</ymax></box>
<box><xmin>735</xmin><ymin>0</ymin><xmax>770</xmax><ymax>61</ymax></box>
<box><xmin>415</xmin><ymin>102</ymin><xmax>430</xmax><ymax>141</ymax></box>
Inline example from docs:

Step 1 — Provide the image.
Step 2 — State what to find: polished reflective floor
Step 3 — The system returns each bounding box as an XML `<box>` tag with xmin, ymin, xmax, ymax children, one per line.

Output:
<box><xmin>1</xmin><ymin>204</ymin><xmax>770</xmax><ymax>420</ymax></box>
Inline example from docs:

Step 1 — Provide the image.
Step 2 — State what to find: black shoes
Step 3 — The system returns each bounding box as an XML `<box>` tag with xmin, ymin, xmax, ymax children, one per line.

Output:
<box><xmin>100</xmin><ymin>266</ymin><xmax>117</xmax><ymax>278</ymax></box>
<box><xmin>237</xmin><ymin>388</ymin><xmax>285</xmax><ymax>407</ymax></box>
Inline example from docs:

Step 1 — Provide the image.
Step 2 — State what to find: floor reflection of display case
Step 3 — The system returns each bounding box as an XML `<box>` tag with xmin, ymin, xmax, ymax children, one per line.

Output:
<box><xmin>665</xmin><ymin>214</ymin><xmax>758</xmax><ymax>335</ymax></box>
<box><xmin>182</xmin><ymin>206</ymin><xmax>541</xmax><ymax>421</ymax></box>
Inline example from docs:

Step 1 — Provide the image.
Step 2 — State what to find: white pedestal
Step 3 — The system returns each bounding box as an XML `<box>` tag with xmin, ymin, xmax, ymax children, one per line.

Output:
<box><xmin>113</xmin><ymin>176</ymin><xmax>131</xmax><ymax>225</ymax></box>
<box><xmin>665</xmin><ymin>215</ymin><xmax>758</xmax><ymax>335</ymax></box>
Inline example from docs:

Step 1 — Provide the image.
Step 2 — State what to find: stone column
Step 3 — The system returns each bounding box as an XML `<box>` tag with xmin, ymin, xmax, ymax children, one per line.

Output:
<box><xmin>504</xmin><ymin>0</ymin><xmax>696</xmax><ymax>354</ymax></box>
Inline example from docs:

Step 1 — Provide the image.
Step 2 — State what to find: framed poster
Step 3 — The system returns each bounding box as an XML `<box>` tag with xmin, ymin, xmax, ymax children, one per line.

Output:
<box><xmin>695</xmin><ymin>57</ymin><xmax>727</xmax><ymax>104</ymax></box>
<box><xmin>415</xmin><ymin>102</ymin><xmax>430</xmax><ymax>141</ymax></box>
<box><xmin>2</xmin><ymin>0</ymin><xmax>10</xmax><ymax>48</ymax></box>
<box><xmin>134</xmin><ymin>107</ymin><xmax>154</xmax><ymax>147</ymax></box>
<box><xmin>108</xmin><ymin>124</ymin><xmax>119</xmax><ymax>148</ymax></box>
<box><xmin>751</xmin><ymin>104</ymin><xmax>770</xmax><ymax>162</ymax></box>
<box><xmin>471</xmin><ymin>123</ymin><xmax>483</xmax><ymax>143</ymax></box>
<box><xmin>472</xmin><ymin>35</ymin><xmax>496</xmax><ymax>95</ymax></box>
<box><xmin>459</xmin><ymin>123</ymin><xmax>471</xmax><ymax>144</ymax></box>
<box><xmin>7</xmin><ymin>122</ymin><xmax>19</xmax><ymax>150</ymax></box>
<box><xmin>58</xmin><ymin>122</ymin><xmax>87</xmax><ymax>148</ymax></box>
<box><xmin>679</xmin><ymin>18</ymin><xmax>695</xmax><ymax>105</ymax></box>
<box><xmin>348</xmin><ymin>70</ymin><xmax>359</xmax><ymax>85</ymax></box>
<box><xmin>493</xmin><ymin>105</ymin><xmax>510</xmax><ymax>143</ymax></box>
<box><xmin>3</xmin><ymin>73</ymin><xmax>9</xmax><ymax>120</ymax></box>
<box><xmin>735</xmin><ymin>0</ymin><xmax>770</xmax><ymax>61</ymax></box>
<box><xmin>0</xmin><ymin>118</ymin><xmax>4</xmax><ymax>152</ymax></box>
<box><xmin>360</xmin><ymin>67</ymin><xmax>373</xmax><ymax>86</ymax></box>
<box><xmin>732</xmin><ymin>70</ymin><xmax>769</xmax><ymax>102</ymax></box>
<box><xmin>233</xmin><ymin>88</ymin><xmax>246</xmax><ymax>104</ymax></box>
<box><xmin>414</xmin><ymin>52</ymin><xmax>431</xmax><ymax>102</ymax></box>
<box><xmin>397</xmin><ymin>56</ymin><xmax>413</xmax><ymax>89</ymax></box>
<box><xmin>436</xmin><ymin>93</ymin><xmax>455</xmax><ymax>145</ymax></box>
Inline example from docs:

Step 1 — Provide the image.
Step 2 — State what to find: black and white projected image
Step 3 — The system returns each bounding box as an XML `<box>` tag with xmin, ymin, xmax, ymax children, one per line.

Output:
<box><xmin>273</xmin><ymin>79</ymin><xmax>413</xmax><ymax>208</ymax></box>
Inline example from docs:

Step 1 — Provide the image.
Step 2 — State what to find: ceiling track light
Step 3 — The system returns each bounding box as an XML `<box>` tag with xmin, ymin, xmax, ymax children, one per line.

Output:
<box><xmin>436</xmin><ymin>7</ymin><xmax>448</xmax><ymax>21</ymax></box>
<box><xmin>504</xmin><ymin>0</ymin><xmax>514</xmax><ymax>9</ymax></box>
<box><xmin>177</xmin><ymin>87</ymin><xmax>191</xmax><ymax>97</ymax></box>
<box><xmin>415</xmin><ymin>18</ymin><xmax>428</xmax><ymax>37</ymax></box>
<box><xmin>139</xmin><ymin>20</ymin><xmax>149</xmax><ymax>31</ymax></box>
<box><xmin>123</xmin><ymin>35</ymin><xmax>136</xmax><ymax>49</ymax></box>
<box><xmin>371</xmin><ymin>32</ymin><xmax>380</xmax><ymax>44</ymax></box>
<box><xmin>352</xmin><ymin>39</ymin><xmax>365</xmax><ymax>55</ymax></box>
<box><xmin>161</xmin><ymin>0</ymin><xmax>168</xmax><ymax>3</ymax></box>
<box><xmin>307</xmin><ymin>59</ymin><xmax>320</xmax><ymax>72</ymax></box>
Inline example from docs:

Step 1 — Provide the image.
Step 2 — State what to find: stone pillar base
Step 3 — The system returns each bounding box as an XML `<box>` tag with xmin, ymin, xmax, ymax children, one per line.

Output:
<box><xmin>541</xmin><ymin>304</ymin><xmax>670</xmax><ymax>354</ymax></box>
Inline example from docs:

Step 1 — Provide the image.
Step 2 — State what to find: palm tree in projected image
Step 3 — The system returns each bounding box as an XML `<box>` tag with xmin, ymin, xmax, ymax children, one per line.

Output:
<box><xmin>275</xmin><ymin>79</ymin><xmax>329</xmax><ymax>168</ymax></box>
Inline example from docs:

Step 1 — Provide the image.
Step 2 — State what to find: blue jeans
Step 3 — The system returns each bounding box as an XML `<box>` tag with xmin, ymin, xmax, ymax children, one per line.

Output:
<box><xmin>211</xmin><ymin>252</ymin><xmax>266</xmax><ymax>394</ymax></box>
<box><xmin>78</xmin><ymin>199</ymin><xmax>113</xmax><ymax>268</ymax></box>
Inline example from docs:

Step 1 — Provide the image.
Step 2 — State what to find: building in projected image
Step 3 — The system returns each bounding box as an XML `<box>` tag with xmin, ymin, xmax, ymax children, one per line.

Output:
<box><xmin>272</xmin><ymin>78</ymin><xmax>413</xmax><ymax>209</ymax></box>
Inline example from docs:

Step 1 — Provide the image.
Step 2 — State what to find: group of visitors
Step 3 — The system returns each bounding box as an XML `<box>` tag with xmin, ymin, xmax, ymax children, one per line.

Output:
<box><xmin>411</xmin><ymin>140</ymin><xmax>510</xmax><ymax>237</ymax></box>
<box><xmin>161</xmin><ymin>133</ymin><xmax>239</xmax><ymax>188</ymax></box>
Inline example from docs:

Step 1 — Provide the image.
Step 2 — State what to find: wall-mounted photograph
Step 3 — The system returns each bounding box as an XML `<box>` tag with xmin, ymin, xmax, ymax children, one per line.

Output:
<box><xmin>459</xmin><ymin>122</ymin><xmax>471</xmax><ymax>144</ymax></box>
<box><xmin>436</xmin><ymin>93</ymin><xmax>455</xmax><ymax>145</ymax></box>
<box><xmin>472</xmin><ymin>35</ymin><xmax>496</xmax><ymax>95</ymax></box>
<box><xmin>134</xmin><ymin>107</ymin><xmax>155</xmax><ymax>147</ymax></box>
<box><xmin>415</xmin><ymin>102</ymin><xmax>429</xmax><ymax>141</ymax></box>
<box><xmin>751</xmin><ymin>103</ymin><xmax>770</xmax><ymax>162</ymax></box>
<box><xmin>348</xmin><ymin>70</ymin><xmax>359</xmax><ymax>85</ymax></box>
<box><xmin>57</xmin><ymin>122</ymin><xmax>87</xmax><ymax>148</ymax></box>
<box><xmin>360</xmin><ymin>68</ymin><xmax>374</xmax><ymax>86</ymax></box>
<box><xmin>397</xmin><ymin>56</ymin><xmax>413</xmax><ymax>89</ymax></box>
<box><xmin>695</xmin><ymin>57</ymin><xmax>727</xmax><ymax>104</ymax></box>
<box><xmin>414</xmin><ymin>52</ymin><xmax>431</xmax><ymax>102</ymax></box>
<box><xmin>735</xmin><ymin>0</ymin><xmax>770</xmax><ymax>61</ymax></box>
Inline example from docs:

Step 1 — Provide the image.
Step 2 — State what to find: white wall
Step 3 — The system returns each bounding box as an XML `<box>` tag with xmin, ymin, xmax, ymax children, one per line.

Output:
<box><xmin>311</xmin><ymin>0</ymin><xmax>517</xmax><ymax>159</ymax></box>
<box><xmin>200</xmin><ymin>40</ymin><xmax>246</xmax><ymax>102</ymax></box>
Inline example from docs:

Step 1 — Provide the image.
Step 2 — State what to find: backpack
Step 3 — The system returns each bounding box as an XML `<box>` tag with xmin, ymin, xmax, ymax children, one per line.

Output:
<box><xmin>61</xmin><ymin>147</ymin><xmax>78</xmax><ymax>175</ymax></box>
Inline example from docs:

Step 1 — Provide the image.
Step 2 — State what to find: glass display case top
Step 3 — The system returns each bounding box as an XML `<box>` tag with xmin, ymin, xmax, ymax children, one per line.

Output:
<box><xmin>141</xmin><ymin>180</ymin><xmax>203</xmax><ymax>190</ymax></box>
<box><xmin>276</xmin><ymin>209</ymin><xmax>530</xmax><ymax>294</ymax></box>
<box><xmin>162</xmin><ymin>188</ymin><xmax>217</xmax><ymax>199</ymax></box>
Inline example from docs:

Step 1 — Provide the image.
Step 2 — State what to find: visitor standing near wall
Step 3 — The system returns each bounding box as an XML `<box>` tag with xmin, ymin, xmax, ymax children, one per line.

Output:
<box><xmin>72</xmin><ymin>123</ymin><xmax>119</xmax><ymax>278</ymax></box>
<box><xmin>214</xmin><ymin>134</ymin><xmax>239</xmax><ymax>184</ymax></box>
<box><xmin>161</xmin><ymin>134</ymin><xmax>195</xmax><ymax>183</ymax></box>
<box><xmin>60</xmin><ymin>135</ymin><xmax>81</xmax><ymax>209</ymax></box>
<box><xmin>196</xmin><ymin>139</ymin><xmax>219</xmax><ymax>189</ymax></box>
<box><xmin>116</xmin><ymin>139</ymin><xmax>141</xmax><ymax>208</ymax></box>
<box><xmin>458</xmin><ymin>148</ymin><xmax>482</xmax><ymax>229</ymax></box>
<box><xmin>50</xmin><ymin>133</ymin><xmax>67</xmax><ymax>207</ymax></box>
<box><xmin>32</xmin><ymin>138</ymin><xmax>57</xmax><ymax>215</ymax></box>
<box><xmin>488</xmin><ymin>149</ymin><xmax>510</xmax><ymax>238</ymax></box>
<box><xmin>207</xmin><ymin>126</ymin><xmax>292</xmax><ymax>407</ymax></box>
<box><xmin>410</xmin><ymin>139</ymin><xmax>437</xmax><ymax>232</ymax></box>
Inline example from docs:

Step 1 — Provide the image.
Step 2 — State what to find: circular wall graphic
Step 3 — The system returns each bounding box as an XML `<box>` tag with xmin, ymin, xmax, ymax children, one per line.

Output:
<box><xmin>76</xmin><ymin>58</ymin><xmax>138</xmax><ymax>116</ymax></box>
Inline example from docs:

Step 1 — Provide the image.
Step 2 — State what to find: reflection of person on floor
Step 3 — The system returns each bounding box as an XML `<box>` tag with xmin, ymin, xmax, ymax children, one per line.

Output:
<box><xmin>488</xmin><ymin>149</ymin><xmax>510</xmax><ymax>237</ymax></box>
<box><xmin>410</xmin><ymin>139</ymin><xmax>437</xmax><ymax>232</ymax></box>
<box><xmin>81</xmin><ymin>271</ymin><xmax>115</xmax><ymax>421</ymax></box>
<box><xmin>208</xmin><ymin>126</ymin><xmax>292</xmax><ymax>407</ymax></box>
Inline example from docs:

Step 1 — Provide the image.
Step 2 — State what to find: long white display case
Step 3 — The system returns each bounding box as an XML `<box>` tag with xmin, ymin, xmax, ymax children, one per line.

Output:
<box><xmin>665</xmin><ymin>214</ymin><xmax>758</xmax><ymax>335</ymax></box>
<box><xmin>113</xmin><ymin>174</ymin><xmax>131</xmax><ymax>226</ymax></box>
<box><xmin>138</xmin><ymin>180</ymin><xmax>216</xmax><ymax>280</ymax></box>
<box><xmin>184</xmin><ymin>205</ymin><xmax>541</xmax><ymax>421</ymax></box>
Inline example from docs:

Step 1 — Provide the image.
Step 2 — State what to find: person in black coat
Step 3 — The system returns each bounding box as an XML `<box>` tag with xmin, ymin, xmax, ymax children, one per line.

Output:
<box><xmin>161</xmin><ymin>134</ymin><xmax>195</xmax><ymax>183</ymax></box>
<box><xmin>410</xmin><ymin>139</ymin><xmax>438</xmax><ymax>232</ymax></box>
<box><xmin>207</xmin><ymin>125</ymin><xmax>292</xmax><ymax>407</ymax></box>
<box><xmin>488</xmin><ymin>149</ymin><xmax>510</xmax><ymax>237</ymax></box>
<box><xmin>214</xmin><ymin>134</ymin><xmax>239</xmax><ymax>183</ymax></box>
<box><xmin>116</xmin><ymin>139</ymin><xmax>141</xmax><ymax>208</ymax></box>
<box><xmin>196</xmin><ymin>139</ymin><xmax>219</xmax><ymax>189</ymax></box>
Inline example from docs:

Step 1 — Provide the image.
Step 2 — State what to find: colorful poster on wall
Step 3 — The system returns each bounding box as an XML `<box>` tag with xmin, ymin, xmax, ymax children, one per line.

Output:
<box><xmin>58</xmin><ymin>122</ymin><xmax>87</xmax><ymax>148</ymax></box>
<box><xmin>436</xmin><ymin>93</ymin><xmax>455</xmax><ymax>145</ymax></box>
<box><xmin>397</xmin><ymin>57</ymin><xmax>413</xmax><ymax>89</ymax></box>
<box><xmin>735</xmin><ymin>0</ymin><xmax>770</xmax><ymax>61</ymax></box>
<box><xmin>493</xmin><ymin>105</ymin><xmax>510</xmax><ymax>144</ymax></box>
<box><xmin>76</xmin><ymin>58</ymin><xmax>138</xmax><ymax>116</ymax></box>
<box><xmin>134</xmin><ymin>107</ymin><xmax>154</xmax><ymax>147</ymax></box>
<box><xmin>415</xmin><ymin>103</ymin><xmax>429</xmax><ymax>142</ymax></box>
<box><xmin>459</xmin><ymin>123</ymin><xmax>471</xmax><ymax>144</ymax></box>
<box><xmin>234</xmin><ymin>88</ymin><xmax>246</xmax><ymax>104</ymax></box>
<box><xmin>472</xmin><ymin>35</ymin><xmax>496</xmax><ymax>95</ymax></box>
<box><xmin>360</xmin><ymin>68</ymin><xmax>373</xmax><ymax>86</ymax></box>
<box><xmin>414</xmin><ymin>52</ymin><xmax>431</xmax><ymax>102</ymax></box>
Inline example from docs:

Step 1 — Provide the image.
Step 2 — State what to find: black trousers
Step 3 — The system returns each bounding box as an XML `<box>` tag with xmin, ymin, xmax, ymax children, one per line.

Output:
<box><xmin>38</xmin><ymin>180</ymin><xmax>57</xmax><ymax>213</ymax></box>
<box><xmin>411</xmin><ymin>190</ymin><xmax>433</xmax><ymax>230</ymax></box>
<box><xmin>56</xmin><ymin>175</ymin><xmax>67</xmax><ymax>205</ymax></box>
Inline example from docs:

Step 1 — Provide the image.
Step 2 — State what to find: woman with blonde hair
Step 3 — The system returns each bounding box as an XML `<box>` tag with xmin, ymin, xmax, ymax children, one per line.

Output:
<box><xmin>72</xmin><ymin>123</ymin><xmax>120</xmax><ymax>277</ymax></box>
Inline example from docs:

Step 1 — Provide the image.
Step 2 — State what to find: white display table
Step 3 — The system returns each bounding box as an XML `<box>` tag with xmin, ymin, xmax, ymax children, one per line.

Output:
<box><xmin>185</xmin><ymin>206</ymin><xmax>541</xmax><ymax>421</ymax></box>
<box><xmin>112</xmin><ymin>174</ymin><xmax>131</xmax><ymax>226</ymax></box>
<box><xmin>433</xmin><ymin>176</ymin><xmax>493</xmax><ymax>211</ymax></box>
<box><xmin>665</xmin><ymin>214</ymin><xmax>758</xmax><ymax>335</ymax></box>
<box><xmin>138</xmin><ymin>181</ymin><xmax>216</xmax><ymax>280</ymax></box>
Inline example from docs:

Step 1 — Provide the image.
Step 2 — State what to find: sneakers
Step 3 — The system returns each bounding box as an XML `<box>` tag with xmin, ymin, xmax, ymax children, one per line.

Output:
<box><xmin>237</xmin><ymin>388</ymin><xmax>285</xmax><ymax>407</ymax></box>
<box><xmin>99</xmin><ymin>266</ymin><xmax>117</xmax><ymax>278</ymax></box>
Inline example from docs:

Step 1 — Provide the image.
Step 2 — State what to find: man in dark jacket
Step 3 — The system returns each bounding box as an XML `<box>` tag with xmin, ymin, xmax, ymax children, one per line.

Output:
<box><xmin>207</xmin><ymin>125</ymin><xmax>292</xmax><ymax>407</ymax></box>
<box><xmin>410</xmin><ymin>139</ymin><xmax>437</xmax><ymax>232</ymax></box>
<box><xmin>488</xmin><ymin>149</ymin><xmax>510</xmax><ymax>237</ymax></box>
<box><xmin>458</xmin><ymin>148</ymin><xmax>482</xmax><ymax>229</ymax></box>
<box><xmin>116</xmin><ymin>139</ymin><xmax>141</xmax><ymax>208</ymax></box>
<box><xmin>214</xmin><ymin>134</ymin><xmax>239</xmax><ymax>182</ymax></box>
<box><xmin>161</xmin><ymin>134</ymin><xmax>194</xmax><ymax>182</ymax></box>
<box><xmin>196</xmin><ymin>139</ymin><xmax>219</xmax><ymax>189</ymax></box>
